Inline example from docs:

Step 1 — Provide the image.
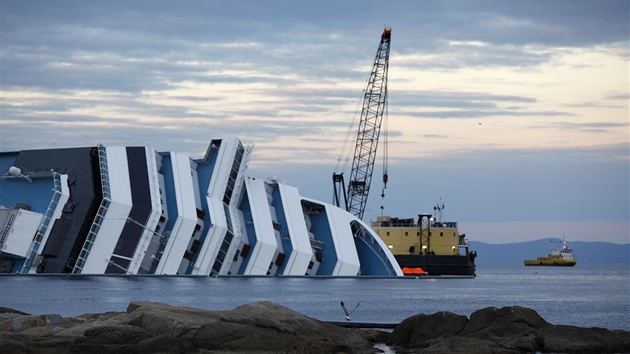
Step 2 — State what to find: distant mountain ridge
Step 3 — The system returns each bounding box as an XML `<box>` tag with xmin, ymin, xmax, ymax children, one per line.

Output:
<box><xmin>470</xmin><ymin>238</ymin><xmax>629</xmax><ymax>264</ymax></box>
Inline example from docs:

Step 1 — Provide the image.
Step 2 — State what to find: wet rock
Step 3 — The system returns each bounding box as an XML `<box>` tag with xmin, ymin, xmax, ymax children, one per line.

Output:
<box><xmin>540</xmin><ymin>324</ymin><xmax>630</xmax><ymax>354</ymax></box>
<box><xmin>0</xmin><ymin>312</ymin><xmax>69</xmax><ymax>335</ymax></box>
<box><xmin>186</xmin><ymin>301</ymin><xmax>372</xmax><ymax>353</ymax></box>
<box><xmin>352</xmin><ymin>328</ymin><xmax>391</xmax><ymax>344</ymax></box>
<box><xmin>388</xmin><ymin>305</ymin><xmax>630</xmax><ymax>354</ymax></box>
<box><xmin>388</xmin><ymin>311</ymin><xmax>468</xmax><ymax>348</ymax></box>
<box><xmin>456</xmin><ymin>306</ymin><xmax>548</xmax><ymax>353</ymax></box>
<box><xmin>81</xmin><ymin>323</ymin><xmax>154</xmax><ymax>344</ymax></box>
<box><xmin>460</xmin><ymin>306</ymin><xmax>549</xmax><ymax>335</ymax></box>
<box><xmin>1</xmin><ymin>302</ymin><xmax>629</xmax><ymax>353</ymax></box>
<box><xmin>0</xmin><ymin>307</ymin><xmax>29</xmax><ymax>315</ymax></box>
<box><xmin>0</xmin><ymin>301</ymin><xmax>375</xmax><ymax>353</ymax></box>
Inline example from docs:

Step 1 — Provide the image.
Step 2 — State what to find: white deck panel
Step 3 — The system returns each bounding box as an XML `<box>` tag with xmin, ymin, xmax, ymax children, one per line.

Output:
<box><xmin>323</xmin><ymin>203</ymin><xmax>361</xmax><ymax>276</ymax></box>
<box><xmin>243</xmin><ymin>178</ymin><xmax>277</xmax><ymax>275</ymax></box>
<box><xmin>221</xmin><ymin>203</ymin><xmax>244</xmax><ymax>275</ymax></box>
<box><xmin>194</xmin><ymin>138</ymin><xmax>247</xmax><ymax>276</ymax></box>
<box><xmin>205</xmin><ymin>137</ymin><xmax>240</xmax><ymax>198</ymax></box>
<box><xmin>190</xmin><ymin>140</ymin><xmax>236</xmax><ymax>275</ymax></box>
<box><xmin>127</xmin><ymin>147</ymin><xmax>163</xmax><ymax>274</ymax></box>
<box><xmin>25</xmin><ymin>174</ymin><xmax>70</xmax><ymax>273</ymax></box>
<box><xmin>191</xmin><ymin>198</ymin><xmax>227</xmax><ymax>275</ymax></box>
<box><xmin>155</xmin><ymin>152</ymin><xmax>198</xmax><ymax>274</ymax></box>
<box><xmin>81</xmin><ymin>146</ymin><xmax>133</xmax><ymax>274</ymax></box>
<box><xmin>41</xmin><ymin>174</ymin><xmax>70</xmax><ymax>252</ymax></box>
<box><xmin>1</xmin><ymin>209</ymin><xmax>42</xmax><ymax>258</ymax></box>
<box><xmin>278</xmin><ymin>183</ymin><xmax>312</xmax><ymax>275</ymax></box>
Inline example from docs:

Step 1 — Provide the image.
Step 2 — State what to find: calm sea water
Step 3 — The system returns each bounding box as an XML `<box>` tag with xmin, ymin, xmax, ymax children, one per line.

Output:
<box><xmin>1</xmin><ymin>263</ymin><xmax>628</xmax><ymax>331</ymax></box>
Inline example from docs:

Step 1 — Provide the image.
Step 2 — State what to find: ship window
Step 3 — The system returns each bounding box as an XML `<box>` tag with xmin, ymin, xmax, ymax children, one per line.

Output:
<box><xmin>417</xmin><ymin>232</ymin><xmax>420</xmax><ymax>236</ymax></box>
<box><xmin>386</xmin><ymin>231</ymin><xmax>390</xmax><ymax>236</ymax></box>
<box><xmin>440</xmin><ymin>232</ymin><xmax>444</xmax><ymax>237</ymax></box>
<box><xmin>405</xmin><ymin>232</ymin><xmax>408</xmax><ymax>236</ymax></box>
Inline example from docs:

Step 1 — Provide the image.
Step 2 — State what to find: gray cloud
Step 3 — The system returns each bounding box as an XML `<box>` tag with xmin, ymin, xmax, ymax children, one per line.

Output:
<box><xmin>1</xmin><ymin>0</ymin><xmax>627</xmax><ymax>234</ymax></box>
<box><xmin>547</xmin><ymin>121</ymin><xmax>630</xmax><ymax>133</ymax></box>
<box><xmin>3</xmin><ymin>1</ymin><xmax>627</xmax><ymax>94</ymax></box>
<box><xmin>603</xmin><ymin>92</ymin><xmax>630</xmax><ymax>100</ymax></box>
<box><xmin>392</xmin><ymin>91</ymin><xmax>536</xmax><ymax>109</ymax></box>
<box><xmin>403</xmin><ymin>109</ymin><xmax>573</xmax><ymax>119</ymax></box>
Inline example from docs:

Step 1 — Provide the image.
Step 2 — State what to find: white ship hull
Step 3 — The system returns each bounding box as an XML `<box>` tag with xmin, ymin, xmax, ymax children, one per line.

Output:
<box><xmin>0</xmin><ymin>138</ymin><xmax>402</xmax><ymax>277</ymax></box>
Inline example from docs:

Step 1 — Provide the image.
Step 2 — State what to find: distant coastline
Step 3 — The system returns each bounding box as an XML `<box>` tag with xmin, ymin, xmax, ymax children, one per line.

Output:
<box><xmin>470</xmin><ymin>238</ymin><xmax>630</xmax><ymax>264</ymax></box>
<box><xmin>460</xmin><ymin>221</ymin><xmax>629</xmax><ymax>245</ymax></box>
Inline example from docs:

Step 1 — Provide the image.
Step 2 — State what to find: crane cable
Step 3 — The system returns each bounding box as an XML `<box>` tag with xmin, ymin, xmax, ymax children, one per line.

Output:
<box><xmin>334</xmin><ymin>90</ymin><xmax>364</xmax><ymax>175</ymax></box>
<box><xmin>381</xmin><ymin>92</ymin><xmax>388</xmax><ymax>200</ymax></box>
<box><xmin>334</xmin><ymin>56</ymin><xmax>377</xmax><ymax>175</ymax></box>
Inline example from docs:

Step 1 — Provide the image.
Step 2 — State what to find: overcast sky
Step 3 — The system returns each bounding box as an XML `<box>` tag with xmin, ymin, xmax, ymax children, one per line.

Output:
<box><xmin>1</xmin><ymin>1</ymin><xmax>628</xmax><ymax>244</ymax></box>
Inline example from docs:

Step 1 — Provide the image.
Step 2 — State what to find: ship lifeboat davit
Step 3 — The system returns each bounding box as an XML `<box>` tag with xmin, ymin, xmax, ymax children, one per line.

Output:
<box><xmin>402</xmin><ymin>267</ymin><xmax>428</xmax><ymax>276</ymax></box>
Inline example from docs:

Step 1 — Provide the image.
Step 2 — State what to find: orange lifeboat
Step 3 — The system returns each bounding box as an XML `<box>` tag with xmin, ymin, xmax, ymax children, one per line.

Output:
<box><xmin>402</xmin><ymin>267</ymin><xmax>428</xmax><ymax>276</ymax></box>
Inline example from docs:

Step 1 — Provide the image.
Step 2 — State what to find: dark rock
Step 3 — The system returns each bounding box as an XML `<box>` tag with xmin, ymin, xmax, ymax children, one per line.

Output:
<box><xmin>81</xmin><ymin>323</ymin><xmax>153</xmax><ymax>344</ymax></box>
<box><xmin>1</xmin><ymin>302</ymin><xmax>629</xmax><ymax>354</ymax></box>
<box><xmin>540</xmin><ymin>324</ymin><xmax>630</xmax><ymax>354</ymax></box>
<box><xmin>388</xmin><ymin>311</ymin><xmax>468</xmax><ymax>348</ymax></box>
<box><xmin>352</xmin><ymin>328</ymin><xmax>391</xmax><ymax>344</ymax></box>
<box><xmin>0</xmin><ymin>307</ymin><xmax>29</xmax><ymax>315</ymax></box>
<box><xmin>406</xmin><ymin>335</ymin><xmax>524</xmax><ymax>354</ymax></box>
<box><xmin>0</xmin><ymin>301</ymin><xmax>375</xmax><ymax>353</ymax></box>
<box><xmin>455</xmin><ymin>306</ymin><xmax>550</xmax><ymax>353</ymax></box>
<box><xmin>0</xmin><ymin>312</ymin><xmax>70</xmax><ymax>335</ymax></box>
<box><xmin>387</xmin><ymin>305</ymin><xmax>630</xmax><ymax>353</ymax></box>
<box><xmin>460</xmin><ymin>306</ymin><xmax>549</xmax><ymax>335</ymax></box>
<box><xmin>185</xmin><ymin>301</ymin><xmax>372</xmax><ymax>353</ymax></box>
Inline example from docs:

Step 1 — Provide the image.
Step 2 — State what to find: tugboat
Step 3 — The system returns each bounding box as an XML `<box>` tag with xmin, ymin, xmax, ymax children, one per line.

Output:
<box><xmin>371</xmin><ymin>201</ymin><xmax>477</xmax><ymax>276</ymax></box>
<box><xmin>524</xmin><ymin>237</ymin><xmax>577</xmax><ymax>267</ymax></box>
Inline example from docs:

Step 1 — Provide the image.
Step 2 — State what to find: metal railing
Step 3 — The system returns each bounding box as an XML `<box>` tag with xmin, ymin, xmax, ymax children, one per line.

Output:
<box><xmin>72</xmin><ymin>145</ymin><xmax>111</xmax><ymax>274</ymax></box>
<box><xmin>21</xmin><ymin>172</ymin><xmax>63</xmax><ymax>273</ymax></box>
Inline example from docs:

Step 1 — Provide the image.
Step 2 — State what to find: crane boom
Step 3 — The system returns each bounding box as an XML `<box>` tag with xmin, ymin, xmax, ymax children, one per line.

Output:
<box><xmin>333</xmin><ymin>27</ymin><xmax>391</xmax><ymax>220</ymax></box>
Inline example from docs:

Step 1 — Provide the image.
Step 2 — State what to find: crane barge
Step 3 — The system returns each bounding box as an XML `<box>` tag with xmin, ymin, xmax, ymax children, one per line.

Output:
<box><xmin>333</xmin><ymin>28</ymin><xmax>476</xmax><ymax>276</ymax></box>
<box><xmin>333</xmin><ymin>27</ymin><xmax>390</xmax><ymax>220</ymax></box>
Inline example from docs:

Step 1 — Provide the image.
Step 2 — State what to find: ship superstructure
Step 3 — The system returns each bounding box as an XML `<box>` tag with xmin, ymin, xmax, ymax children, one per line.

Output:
<box><xmin>524</xmin><ymin>238</ymin><xmax>576</xmax><ymax>267</ymax></box>
<box><xmin>0</xmin><ymin>138</ymin><xmax>402</xmax><ymax>276</ymax></box>
<box><xmin>371</xmin><ymin>202</ymin><xmax>477</xmax><ymax>276</ymax></box>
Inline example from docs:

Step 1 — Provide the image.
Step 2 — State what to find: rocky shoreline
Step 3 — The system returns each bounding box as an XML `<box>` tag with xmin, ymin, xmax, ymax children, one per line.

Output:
<box><xmin>1</xmin><ymin>301</ymin><xmax>629</xmax><ymax>353</ymax></box>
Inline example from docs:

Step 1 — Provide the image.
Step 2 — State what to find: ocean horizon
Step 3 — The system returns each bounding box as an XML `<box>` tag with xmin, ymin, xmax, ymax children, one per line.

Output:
<box><xmin>1</xmin><ymin>263</ymin><xmax>628</xmax><ymax>331</ymax></box>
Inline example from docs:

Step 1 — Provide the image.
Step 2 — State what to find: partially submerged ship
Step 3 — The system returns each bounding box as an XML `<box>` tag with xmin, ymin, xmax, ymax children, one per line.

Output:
<box><xmin>0</xmin><ymin>138</ymin><xmax>402</xmax><ymax>276</ymax></box>
<box><xmin>524</xmin><ymin>238</ymin><xmax>576</xmax><ymax>267</ymax></box>
<box><xmin>371</xmin><ymin>203</ymin><xmax>477</xmax><ymax>276</ymax></box>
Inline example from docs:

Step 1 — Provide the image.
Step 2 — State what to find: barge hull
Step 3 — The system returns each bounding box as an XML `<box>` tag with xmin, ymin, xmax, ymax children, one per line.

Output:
<box><xmin>394</xmin><ymin>254</ymin><xmax>476</xmax><ymax>276</ymax></box>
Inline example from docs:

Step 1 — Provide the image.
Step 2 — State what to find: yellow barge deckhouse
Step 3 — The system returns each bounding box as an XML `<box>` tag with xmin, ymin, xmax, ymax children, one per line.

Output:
<box><xmin>371</xmin><ymin>202</ymin><xmax>477</xmax><ymax>276</ymax></box>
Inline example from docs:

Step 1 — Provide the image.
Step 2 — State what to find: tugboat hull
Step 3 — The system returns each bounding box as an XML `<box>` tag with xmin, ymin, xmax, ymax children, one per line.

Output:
<box><xmin>524</xmin><ymin>259</ymin><xmax>576</xmax><ymax>266</ymax></box>
<box><xmin>524</xmin><ymin>238</ymin><xmax>576</xmax><ymax>267</ymax></box>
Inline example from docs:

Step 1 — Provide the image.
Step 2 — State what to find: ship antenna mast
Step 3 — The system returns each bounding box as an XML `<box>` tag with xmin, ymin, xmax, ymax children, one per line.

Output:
<box><xmin>434</xmin><ymin>199</ymin><xmax>445</xmax><ymax>224</ymax></box>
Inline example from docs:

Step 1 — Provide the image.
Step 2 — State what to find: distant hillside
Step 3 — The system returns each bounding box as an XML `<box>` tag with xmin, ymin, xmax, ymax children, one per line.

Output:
<box><xmin>470</xmin><ymin>238</ymin><xmax>629</xmax><ymax>264</ymax></box>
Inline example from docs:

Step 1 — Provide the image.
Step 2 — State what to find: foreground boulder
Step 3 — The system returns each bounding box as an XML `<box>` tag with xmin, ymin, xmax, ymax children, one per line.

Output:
<box><xmin>2</xmin><ymin>303</ymin><xmax>629</xmax><ymax>353</ymax></box>
<box><xmin>388</xmin><ymin>311</ymin><xmax>469</xmax><ymax>348</ymax></box>
<box><xmin>388</xmin><ymin>305</ymin><xmax>630</xmax><ymax>353</ymax></box>
<box><xmin>0</xmin><ymin>301</ymin><xmax>375</xmax><ymax>353</ymax></box>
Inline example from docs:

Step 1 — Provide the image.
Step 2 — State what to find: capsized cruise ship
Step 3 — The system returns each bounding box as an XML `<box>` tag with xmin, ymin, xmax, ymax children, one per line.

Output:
<box><xmin>0</xmin><ymin>138</ymin><xmax>402</xmax><ymax>276</ymax></box>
